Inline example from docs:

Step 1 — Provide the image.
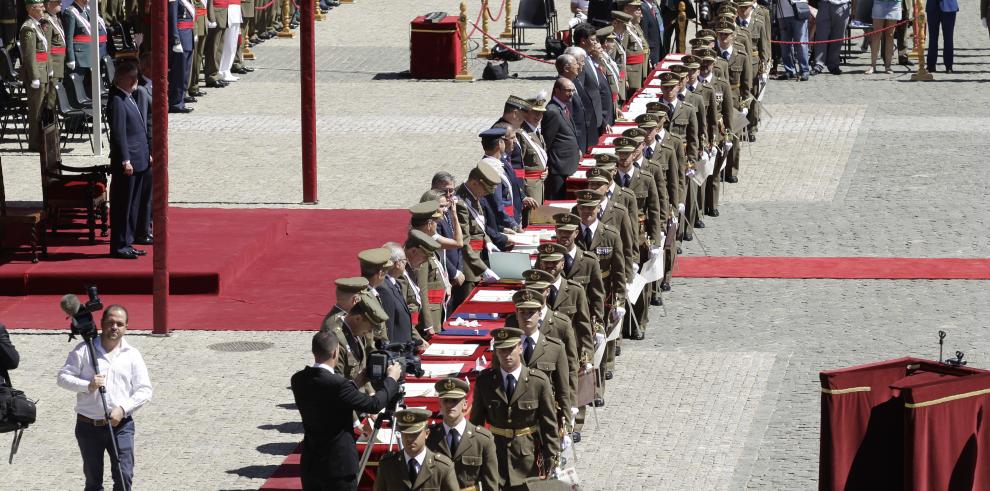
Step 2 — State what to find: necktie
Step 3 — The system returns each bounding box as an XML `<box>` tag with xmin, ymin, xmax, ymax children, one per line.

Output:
<box><xmin>722</xmin><ymin>50</ymin><xmax>730</xmax><ymax>60</ymax></box>
<box><xmin>547</xmin><ymin>286</ymin><xmax>558</xmax><ymax>307</ymax></box>
<box><xmin>448</xmin><ymin>428</ymin><xmax>460</xmax><ymax>456</ymax></box>
<box><xmin>408</xmin><ymin>459</ymin><xmax>420</xmax><ymax>483</ymax></box>
<box><xmin>582</xmin><ymin>226</ymin><xmax>593</xmax><ymax>248</ymax></box>
<box><xmin>563</xmin><ymin>253</ymin><xmax>574</xmax><ymax>274</ymax></box>
<box><xmin>644</xmin><ymin>146</ymin><xmax>653</xmax><ymax>159</ymax></box>
<box><xmin>505</xmin><ymin>374</ymin><xmax>516</xmax><ymax>400</ymax></box>
<box><xmin>621</xmin><ymin>173</ymin><xmax>631</xmax><ymax>188</ymax></box>
<box><xmin>523</xmin><ymin>337</ymin><xmax>534</xmax><ymax>363</ymax></box>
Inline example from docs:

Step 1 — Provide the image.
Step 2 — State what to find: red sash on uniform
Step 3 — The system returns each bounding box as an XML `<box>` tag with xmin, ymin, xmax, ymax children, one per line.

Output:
<box><xmin>427</xmin><ymin>289</ymin><xmax>445</xmax><ymax>304</ymax></box>
<box><xmin>35</xmin><ymin>52</ymin><xmax>48</xmax><ymax>62</ymax></box>
<box><xmin>178</xmin><ymin>21</ymin><xmax>194</xmax><ymax>29</ymax></box>
<box><xmin>213</xmin><ymin>0</ymin><xmax>229</xmax><ymax>8</ymax></box>
<box><xmin>515</xmin><ymin>169</ymin><xmax>543</xmax><ymax>179</ymax></box>
<box><xmin>73</xmin><ymin>35</ymin><xmax>108</xmax><ymax>43</ymax></box>
<box><xmin>468</xmin><ymin>239</ymin><xmax>485</xmax><ymax>251</ymax></box>
<box><xmin>195</xmin><ymin>6</ymin><xmax>207</xmax><ymax>16</ymax></box>
<box><xmin>411</xmin><ymin>311</ymin><xmax>420</xmax><ymax>325</ymax></box>
<box><xmin>228</xmin><ymin>0</ymin><xmax>241</xmax><ymax>4</ymax></box>
<box><xmin>504</xmin><ymin>205</ymin><xmax>515</xmax><ymax>217</ymax></box>
<box><xmin>51</xmin><ymin>46</ymin><xmax>66</xmax><ymax>55</ymax></box>
<box><xmin>626</xmin><ymin>53</ymin><xmax>646</xmax><ymax>65</ymax></box>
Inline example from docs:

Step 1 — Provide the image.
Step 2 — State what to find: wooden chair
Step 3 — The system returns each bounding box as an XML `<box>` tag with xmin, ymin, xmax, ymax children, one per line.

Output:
<box><xmin>38</xmin><ymin>122</ymin><xmax>109</xmax><ymax>244</ymax></box>
<box><xmin>0</xmin><ymin>155</ymin><xmax>46</xmax><ymax>263</ymax></box>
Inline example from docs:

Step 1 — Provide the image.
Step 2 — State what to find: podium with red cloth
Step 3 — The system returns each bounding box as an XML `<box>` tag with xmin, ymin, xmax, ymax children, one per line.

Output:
<box><xmin>409</xmin><ymin>15</ymin><xmax>462</xmax><ymax>79</ymax></box>
<box><xmin>819</xmin><ymin>357</ymin><xmax>990</xmax><ymax>491</ymax></box>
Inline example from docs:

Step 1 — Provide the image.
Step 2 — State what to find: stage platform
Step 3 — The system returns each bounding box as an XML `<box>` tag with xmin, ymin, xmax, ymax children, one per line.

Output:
<box><xmin>0</xmin><ymin>208</ymin><xmax>408</xmax><ymax>330</ymax></box>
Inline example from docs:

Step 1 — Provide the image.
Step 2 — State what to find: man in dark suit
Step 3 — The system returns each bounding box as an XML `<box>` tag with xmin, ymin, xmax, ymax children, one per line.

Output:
<box><xmin>567</xmin><ymin>46</ymin><xmax>604</xmax><ymax>143</ymax></box>
<box><xmin>0</xmin><ymin>324</ymin><xmax>19</xmax><ymax>387</ymax></box>
<box><xmin>377</xmin><ymin>245</ymin><xmax>417</xmax><ymax>345</ymax></box>
<box><xmin>291</xmin><ymin>331</ymin><xmax>402</xmax><ymax>491</ymax></box>
<box><xmin>557</xmin><ymin>53</ymin><xmax>595</xmax><ymax>154</ymax></box>
<box><xmin>542</xmin><ymin>77</ymin><xmax>581</xmax><ymax>200</ymax></box>
<box><xmin>641</xmin><ymin>0</ymin><xmax>665</xmax><ymax>64</ymax></box>
<box><xmin>572</xmin><ymin>23</ymin><xmax>616</xmax><ymax>130</ymax></box>
<box><xmin>107</xmin><ymin>60</ymin><xmax>151</xmax><ymax>259</ymax></box>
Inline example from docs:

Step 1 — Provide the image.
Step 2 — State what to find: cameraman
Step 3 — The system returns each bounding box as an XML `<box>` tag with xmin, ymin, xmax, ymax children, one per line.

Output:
<box><xmin>291</xmin><ymin>331</ymin><xmax>402</xmax><ymax>491</ymax></box>
<box><xmin>57</xmin><ymin>305</ymin><xmax>153</xmax><ymax>491</ymax></box>
<box><xmin>0</xmin><ymin>323</ymin><xmax>19</xmax><ymax>387</ymax></box>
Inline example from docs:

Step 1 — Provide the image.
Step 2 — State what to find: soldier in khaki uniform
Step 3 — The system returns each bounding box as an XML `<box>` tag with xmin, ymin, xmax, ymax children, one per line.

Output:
<box><xmin>427</xmin><ymin>378</ymin><xmax>499</xmax><ymax>491</ymax></box>
<box><xmin>320</xmin><ymin>292</ymin><xmax>386</xmax><ymax>384</ymax></box>
<box><xmin>611</xmin><ymin>10</ymin><xmax>646</xmax><ymax>98</ymax></box>
<box><xmin>320</xmin><ymin>276</ymin><xmax>368</xmax><ymax>324</ymax></box>
<box><xmin>357</xmin><ymin>247</ymin><xmax>393</xmax><ymax>345</ymax></box>
<box><xmin>537</xmin><ymin>243</ymin><xmax>598</xmax><ymax>361</ymax></box>
<box><xmin>204</xmin><ymin>0</ymin><xmax>229</xmax><ymax>87</ymax></box>
<box><xmin>584</xmin><ymin>164</ymin><xmax>638</xmax><ymax>277</ymax></box>
<box><xmin>231</xmin><ymin>0</ymin><xmax>255</xmax><ymax>73</ymax></box>
<box><xmin>714</xmin><ymin>19</ymin><xmax>752</xmax><ymax>183</ymax></box>
<box><xmin>518</xmin><ymin>92</ymin><xmax>549</xmax><ymax>218</ymax></box>
<box><xmin>694</xmin><ymin>47</ymin><xmax>734</xmax><ymax>218</ymax></box>
<box><xmin>375</xmin><ymin>408</ymin><xmax>459</xmax><ymax>491</ymax></box>
<box><xmin>407</xmin><ymin>204</ymin><xmax>449</xmax><ymax>337</ymax></box>
<box><xmin>549</xmin><ymin>230</ymin><xmax>606</xmax><ymax>329</ymax></box>
<box><xmin>20</xmin><ymin>0</ymin><xmax>50</xmax><ymax>152</ymax></box>
<box><xmin>670</xmin><ymin>61</ymin><xmax>709</xmax><ymax>234</ymax></box>
<box><xmin>736</xmin><ymin>0</ymin><xmax>768</xmax><ymax>141</ymax></box>
<box><xmin>187</xmin><ymin>0</ymin><xmax>208</xmax><ymax>97</ymax></box>
<box><xmin>470</xmin><ymin>328</ymin><xmax>560</xmax><ymax>489</ymax></box>
<box><xmin>452</xmin><ymin>164</ymin><xmax>503</xmax><ymax>308</ymax></box>
<box><xmin>42</xmin><ymin>0</ymin><xmax>65</xmax><ymax>112</ymax></box>
<box><xmin>598</xmin><ymin>27</ymin><xmax>626</xmax><ymax>105</ymax></box>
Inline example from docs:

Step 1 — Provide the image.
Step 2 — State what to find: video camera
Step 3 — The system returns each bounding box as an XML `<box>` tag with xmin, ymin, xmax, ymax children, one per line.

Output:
<box><xmin>366</xmin><ymin>340</ymin><xmax>425</xmax><ymax>383</ymax></box>
<box><xmin>60</xmin><ymin>286</ymin><xmax>104</xmax><ymax>340</ymax></box>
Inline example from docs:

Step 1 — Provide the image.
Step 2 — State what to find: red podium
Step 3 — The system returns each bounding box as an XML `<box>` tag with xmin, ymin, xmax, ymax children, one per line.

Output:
<box><xmin>409</xmin><ymin>16</ymin><xmax>462</xmax><ymax>79</ymax></box>
<box><xmin>819</xmin><ymin>357</ymin><xmax>990</xmax><ymax>491</ymax></box>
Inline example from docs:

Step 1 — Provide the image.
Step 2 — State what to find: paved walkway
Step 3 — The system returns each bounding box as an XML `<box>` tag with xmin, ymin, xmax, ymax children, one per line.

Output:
<box><xmin>3</xmin><ymin>0</ymin><xmax>990</xmax><ymax>489</ymax></box>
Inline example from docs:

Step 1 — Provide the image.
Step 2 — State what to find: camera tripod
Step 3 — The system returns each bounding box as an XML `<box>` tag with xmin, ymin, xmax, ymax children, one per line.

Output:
<box><xmin>81</xmin><ymin>333</ymin><xmax>130</xmax><ymax>491</ymax></box>
<box><xmin>356</xmin><ymin>389</ymin><xmax>406</xmax><ymax>483</ymax></box>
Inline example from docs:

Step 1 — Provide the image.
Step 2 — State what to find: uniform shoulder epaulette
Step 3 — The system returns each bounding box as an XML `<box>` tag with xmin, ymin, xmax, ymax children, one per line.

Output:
<box><xmin>564</xmin><ymin>278</ymin><xmax>583</xmax><ymax>290</ymax></box>
<box><xmin>525</xmin><ymin>366</ymin><xmax>552</xmax><ymax>384</ymax></box>
<box><xmin>667</xmin><ymin>132</ymin><xmax>684</xmax><ymax>144</ymax></box>
<box><xmin>431</xmin><ymin>451</ymin><xmax>455</xmax><ymax>469</ymax></box>
<box><xmin>611</xmin><ymin>201</ymin><xmax>628</xmax><ymax>212</ymax></box>
<box><xmin>602</xmin><ymin>223</ymin><xmax>619</xmax><ymax>234</ymax></box>
<box><xmin>543</xmin><ymin>335</ymin><xmax>565</xmax><ymax>349</ymax></box>
<box><xmin>682</xmin><ymin>100</ymin><xmax>697</xmax><ymax>110</ymax></box>
<box><xmin>472</xmin><ymin>424</ymin><xmax>495</xmax><ymax>440</ymax></box>
<box><xmin>550</xmin><ymin>310</ymin><xmax>571</xmax><ymax>323</ymax></box>
<box><xmin>638</xmin><ymin>169</ymin><xmax>655</xmax><ymax>179</ymax></box>
<box><xmin>618</xmin><ymin>187</ymin><xmax>636</xmax><ymax>198</ymax></box>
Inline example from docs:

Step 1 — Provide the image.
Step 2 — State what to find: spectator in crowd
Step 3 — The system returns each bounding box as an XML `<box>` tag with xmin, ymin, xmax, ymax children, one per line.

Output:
<box><xmin>557</xmin><ymin>52</ymin><xmax>592</xmax><ymax>153</ymax></box>
<box><xmin>867</xmin><ymin>0</ymin><xmax>901</xmax><ymax>73</ymax></box>
<box><xmin>572</xmin><ymin>23</ymin><xmax>615</xmax><ymax>132</ymax></box>
<box><xmin>542</xmin><ymin>78</ymin><xmax>581</xmax><ymax>200</ymax></box>
<box><xmin>926</xmin><ymin>0</ymin><xmax>958</xmax><ymax>73</ymax></box>
<box><xmin>811</xmin><ymin>0</ymin><xmax>848</xmax><ymax>75</ymax></box>
<box><xmin>776</xmin><ymin>0</ymin><xmax>811</xmax><ymax>80</ymax></box>
<box><xmin>641</xmin><ymin>0</ymin><xmax>665</xmax><ymax>64</ymax></box>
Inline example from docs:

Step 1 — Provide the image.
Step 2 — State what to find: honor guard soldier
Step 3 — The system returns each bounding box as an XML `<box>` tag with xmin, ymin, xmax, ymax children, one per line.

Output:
<box><xmin>643</xmin><ymin>101</ymin><xmax>684</xmax><ymax>292</ymax></box>
<box><xmin>518</xmin><ymin>92</ymin><xmax>549</xmax><ymax>219</ymax></box>
<box><xmin>611</xmin><ymin>10</ymin><xmax>646</xmax><ymax>98</ymax></box>
<box><xmin>598</xmin><ymin>26</ymin><xmax>626</xmax><ymax>105</ymax></box>
<box><xmin>552</xmin><ymin>217</ymin><xmax>607</xmax><ymax>324</ymax></box>
<box><xmin>735</xmin><ymin>0</ymin><xmax>768</xmax><ymax>141</ymax></box>
<box><xmin>41</xmin><ymin>0</ymin><xmax>65</xmax><ymax>112</ymax></box>
<box><xmin>20</xmin><ymin>0</ymin><xmax>50</xmax><ymax>152</ymax></box>
<box><xmin>168</xmin><ymin>0</ymin><xmax>195</xmax><ymax>112</ymax></box>
<box><xmin>204</xmin><ymin>0</ymin><xmax>229</xmax><ymax>88</ymax></box>
<box><xmin>427</xmin><ymin>378</ymin><xmax>499</xmax><ymax>491</ymax></box>
<box><xmin>517</xmin><ymin>269</ymin><xmax>578</xmax><ymax>380</ymax></box>
<box><xmin>694</xmin><ymin>47</ymin><xmax>734</xmax><ymax>218</ymax></box>
<box><xmin>375</xmin><ymin>408</ymin><xmax>460</xmax><ymax>491</ymax></box>
<box><xmin>64</xmin><ymin>0</ymin><xmax>107</xmax><ymax>91</ymax></box>
<box><xmin>584</xmin><ymin>164</ymin><xmax>637</xmax><ymax>275</ymax></box>
<box><xmin>452</xmin><ymin>164</ymin><xmax>504</xmax><ymax>308</ymax></box>
<box><xmin>714</xmin><ymin>19</ymin><xmax>752</xmax><ymax>183</ymax></box>
<box><xmin>633</xmin><ymin>113</ymin><xmax>670</xmax><ymax>306</ymax></box>
<box><xmin>187</xmin><ymin>0</ymin><xmax>208</xmax><ymax>98</ymax></box>
<box><xmin>408</xmin><ymin>204</ymin><xmax>449</xmax><ymax>337</ymax></box>
<box><xmin>321</xmin><ymin>276</ymin><xmax>369</xmax><ymax>323</ymax></box>
<box><xmin>470</xmin><ymin>328</ymin><xmax>560</xmax><ymax>489</ymax></box>
<box><xmin>538</xmin><ymin>242</ymin><xmax>600</xmax><ymax>360</ymax></box>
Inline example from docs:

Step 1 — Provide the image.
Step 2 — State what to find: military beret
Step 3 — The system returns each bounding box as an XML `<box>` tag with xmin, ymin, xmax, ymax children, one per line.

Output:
<box><xmin>505</xmin><ymin>95</ymin><xmax>532</xmax><ymax>110</ymax></box>
<box><xmin>635</xmin><ymin>113</ymin><xmax>660</xmax><ymax>128</ymax></box>
<box><xmin>715</xmin><ymin>20</ymin><xmax>736</xmax><ymax>33</ymax></box>
<box><xmin>358</xmin><ymin>247</ymin><xmax>393</xmax><ymax>269</ymax></box>
<box><xmin>656</xmin><ymin>71</ymin><xmax>681</xmax><ymax>87</ymax></box>
<box><xmin>351</xmin><ymin>293</ymin><xmax>389</xmax><ymax>324</ymax></box>
<box><xmin>697</xmin><ymin>29</ymin><xmax>717</xmax><ymax>40</ymax></box>
<box><xmin>669</xmin><ymin>64</ymin><xmax>689</xmax><ymax>75</ymax></box>
<box><xmin>395</xmin><ymin>408</ymin><xmax>432</xmax><ymax>434</ymax></box>
<box><xmin>611</xmin><ymin>10</ymin><xmax>632</xmax><ymax>22</ymax></box>
<box><xmin>586</xmin><ymin>166</ymin><xmax>613</xmax><ymax>184</ymax></box>
<box><xmin>622</xmin><ymin>127</ymin><xmax>647</xmax><ymax>141</ymax></box>
<box><xmin>554</xmin><ymin>213</ymin><xmax>582</xmax><ymax>231</ymax></box>
<box><xmin>523</xmin><ymin>268</ymin><xmax>555</xmax><ymax>289</ymax></box>
<box><xmin>491</xmin><ymin>327</ymin><xmax>524</xmax><ymax>349</ymax></box>
<box><xmin>576</xmin><ymin>189</ymin><xmax>604</xmax><ymax>207</ymax></box>
<box><xmin>479</xmin><ymin>127</ymin><xmax>507</xmax><ymax>139</ymax></box>
<box><xmin>694</xmin><ymin>47</ymin><xmax>718</xmax><ymax>62</ymax></box>
<box><xmin>613</xmin><ymin>136</ymin><xmax>638</xmax><ymax>153</ymax></box>
<box><xmin>409</xmin><ymin>200</ymin><xmax>442</xmax><ymax>221</ymax></box>
<box><xmin>435</xmin><ymin>378</ymin><xmax>470</xmax><ymax>399</ymax></box>
<box><xmin>646</xmin><ymin>100</ymin><xmax>672</xmax><ymax>116</ymax></box>
<box><xmin>594</xmin><ymin>153</ymin><xmax>620</xmax><ymax>169</ymax></box>
<box><xmin>407</xmin><ymin>229</ymin><xmax>441</xmax><ymax>253</ymax></box>
<box><xmin>537</xmin><ymin>242</ymin><xmax>568</xmax><ymax>262</ymax></box>
<box><xmin>513</xmin><ymin>288</ymin><xmax>545</xmax><ymax>308</ymax></box>
<box><xmin>335</xmin><ymin>276</ymin><xmax>369</xmax><ymax>294</ymax></box>
<box><xmin>595</xmin><ymin>25</ymin><xmax>614</xmax><ymax>38</ymax></box>
<box><xmin>472</xmin><ymin>163</ymin><xmax>501</xmax><ymax>186</ymax></box>
<box><xmin>681</xmin><ymin>54</ymin><xmax>701</xmax><ymax>69</ymax></box>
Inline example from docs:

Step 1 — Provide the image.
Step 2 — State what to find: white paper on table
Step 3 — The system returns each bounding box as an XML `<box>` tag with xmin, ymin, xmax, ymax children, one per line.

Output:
<box><xmin>626</xmin><ymin>274</ymin><xmax>648</xmax><ymax>304</ymax></box>
<box><xmin>357</xmin><ymin>427</ymin><xmax>395</xmax><ymax>444</ymax></box>
<box><xmin>639</xmin><ymin>254</ymin><xmax>664</xmax><ymax>283</ymax></box>
<box><xmin>471</xmin><ymin>290</ymin><xmax>517</xmax><ymax>302</ymax></box>
<box><xmin>448</xmin><ymin>318</ymin><xmax>481</xmax><ymax>328</ymax></box>
<box><xmin>611</xmin><ymin>123</ymin><xmax>637</xmax><ymax>132</ymax></box>
<box><xmin>639</xmin><ymin>87</ymin><xmax>663</xmax><ymax>96</ymax></box>
<box><xmin>547</xmin><ymin>201</ymin><xmax>577</xmax><ymax>209</ymax></box>
<box><xmin>571</xmin><ymin>170</ymin><xmax>587</xmax><ymax>179</ymax></box>
<box><xmin>579</xmin><ymin>157</ymin><xmax>596</xmax><ymax>168</ymax></box>
<box><xmin>422</xmin><ymin>343</ymin><xmax>480</xmax><ymax>358</ymax></box>
<box><xmin>621</xmin><ymin>109</ymin><xmax>647</xmax><ymax>120</ymax></box>
<box><xmin>403</xmin><ymin>383</ymin><xmax>438</xmax><ymax>398</ymax></box>
<box><xmin>420</xmin><ymin>363</ymin><xmax>465</xmax><ymax>378</ymax></box>
<box><xmin>507</xmin><ymin>233</ymin><xmax>540</xmax><ymax>246</ymax></box>
<box><xmin>647</xmin><ymin>78</ymin><xmax>662</xmax><ymax>87</ymax></box>
<box><xmin>590</xmin><ymin>147</ymin><xmax>614</xmax><ymax>155</ymax></box>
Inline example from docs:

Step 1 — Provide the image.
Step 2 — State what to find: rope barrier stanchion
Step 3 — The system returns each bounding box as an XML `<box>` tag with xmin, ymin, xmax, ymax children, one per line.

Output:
<box><xmin>278</xmin><ymin>0</ymin><xmax>295</xmax><ymax>38</ymax></box>
<box><xmin>910</xmin><ymin>0</ymin><xmax>933</xmax><ymax>81</ymax></box>
<box><xmin>314</xmin><ymin>0</ymin><xmax>326</xmax><ymax>21</ymax></box>
<box><xmin>472</xmin><ymin>21</ymin><xmax>555</xmax><ymax>65</ymax></box>
<box><xmin>486</xmin><ymin>0</ymin><xmax>505</xmax><ymax>22</ymax></box>
<box><xmin>456</xmin><ymin>2</ymin><xmax>475</xmax><ymax>81</ymax></box>
<box><xmin>676</xmin><ymin>1</ymin><xmax>687</xmax><ymax>53</ymax></box>
<box><xmin>478</xmin><ymin>0</ymin><xmax>492</xmax><ymax>58</ymax></box>
<box><xmin>500</xmin><ymin>0</ymin><xmax>512</xmax><ymax>38</ymax></box>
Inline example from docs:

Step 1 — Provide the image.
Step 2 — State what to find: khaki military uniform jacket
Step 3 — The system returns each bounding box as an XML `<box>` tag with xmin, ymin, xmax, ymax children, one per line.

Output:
<box><xmin>455</xmin><ymin>184</ymin><xmax>491</xmax><ymax>283</ymax></box>
<box><xmin>319</xmin><ymin>313</ymin><xmax>366</xmax><ymax>383</ymax></box>
<box><xmin>669</xmin><ymin>98</ymin><xmax>700</xmax><ymax>160</ymax></box>
<box><xmin>42</xmin><ymin>14</ymin><xmax>66</xmax><ymax>79</ymax></box>
<box><xmin>691</xmin><ymin>80</ymin><xmax>721</xmax><ymax>149</ymax></box>
<box><xmin>548</xmin><ymin>277</ymin><xmax>594</xmax><ymax>366</ymax></box>
<box><xmin>193</xmin><ymin>0</ymin><xmax>207</xmax><ymax>35</ymax></box>
<box><xmin>719</xmin><ymin>41</ymin><xmax>753</xmax><ymax>109</ymax></box>
<box><xmin>504</xmin><ymin>310</ymin><xmax>576</xmax><ymax>391</ymax></box>
<box><xmin>420</xmin><ymin>257</ymin><xmax>447</xmax><ymax>335</ymax></box>
<box><xmin>641</xmin><ymin>142</ymin><xmax>671</xmax><ymax>222</ymax></box>
<box><xmin>373</xmin><ymin>449</ymin><xmax>460</xmax><ymax>491</ymax></box>
<box><xmin>469</xmin><ymin>366</ymin><xmax>560</xmax><ymax>487</ymax></box>
<box><xmin>564</xmin><ymin>247</ymin><xmax>607</xmax><ymax>326</ymax></box>
<box><xmin>577</xmin><ymin>221</ymin><xmax>627</xmax><ymax>308</ymax></box>
<box><xmin>19</xmin><ymin>18</ymin><xmax>50</xmax><ymax>85</ymax></box>
<box><xmin>426</xmin><ymin>421</ymin><xmax>499</xmax><ymax>491</ymax></box>
<box><xmin>684</xmin><ymin>90</ymin><xmax>709</xmax><ymax>149</ymax></box>
<box><xmin>396</xmin><ymin>268</ymin><xmax>429</xmax><ymax>344</ymax></box>
<box><xmin>618</xmin><ymin>166</ymin><xmax>662</xmax><ymax>246</ymax></box>
<box><xmin>493</xmin><ymin>332</ymin><xmax>572</xmax><ymax>415</ymax></box>
<box><xmin>518</xmin><ymin>123</ymin><xmax>548</xmax><ymax>206</ymax></box>
<box><xmin>616</xmin><ymin>27</ymin><xmax>646</xmax><ymax>91</ymax></box>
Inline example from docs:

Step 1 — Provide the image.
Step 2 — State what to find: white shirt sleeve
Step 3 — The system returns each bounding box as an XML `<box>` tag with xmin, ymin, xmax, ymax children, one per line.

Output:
<box><xmin>118</xmin><ymin>350</ymin><xmax>153</xmax><ymax>417</ymax></box>
<box><xmin>56</xmin><ymin>345</ymin><xmax>92</xmax><ymax>394</ymax></box>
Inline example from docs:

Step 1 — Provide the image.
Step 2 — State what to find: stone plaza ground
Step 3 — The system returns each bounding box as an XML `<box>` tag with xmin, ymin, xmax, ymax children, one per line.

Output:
<box><xmin>3</xmin><ymin>0</ymin><xmax>990</xmax><ymax>488</ymax></box>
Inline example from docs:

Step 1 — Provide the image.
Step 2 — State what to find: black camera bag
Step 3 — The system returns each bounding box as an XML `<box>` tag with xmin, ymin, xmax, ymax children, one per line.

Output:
<box><xmin>483</xmin><ymin>60</ymin><xmax>510</xmax><ymax>80</ymax></box>
<box><xmin>0</xmin><ymin>385</ymin><xmax>35</xmax><ymax>432</ymax></box>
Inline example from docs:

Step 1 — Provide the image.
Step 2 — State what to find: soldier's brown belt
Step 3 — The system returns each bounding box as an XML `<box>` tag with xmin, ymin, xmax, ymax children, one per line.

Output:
<box><xmin>460</xmin><ymin>486</ymin><xmax>479</xmax><ymax>491</ymax></box>
<box><xmin>489</xmin><ymin>425</ymin><xmax>538</xmax><ymax>438</ymax></box>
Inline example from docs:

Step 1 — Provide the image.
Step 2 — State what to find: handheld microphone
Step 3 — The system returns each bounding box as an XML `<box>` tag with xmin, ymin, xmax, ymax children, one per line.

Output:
<box><xmin>60</xmin><ymin>294</ymin><xmax>82</xmax><ymax>317</ymax></box>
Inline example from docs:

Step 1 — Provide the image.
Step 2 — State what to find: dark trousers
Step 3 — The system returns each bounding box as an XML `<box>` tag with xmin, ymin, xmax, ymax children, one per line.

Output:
<box><xmin>300</xmin><ymin>450</ymin><xmax>357</xmax><ymax>491</ymax></box>
<box><xmin>110</xmin><ymin>168</ymin><xmax>148</xmax><ymax>254</ymax></box>
<box><xmin>926</xmin><ymin>7</ymin><xmax>955</xmax><ymax>71</ymax></box>
<box><xmin>168</xmin><ymin>47</ymin><xmax>192</xmax><ymax>108</ymax></box>
<box><xmin>544</xmin><ymin>173</ymin><xmax>568</xmax><ymax>200</ymax></box>
<box><xmin>75</xmin><ymin>417</ymin><xmax>135</xmax><ymax>491</ymax></box>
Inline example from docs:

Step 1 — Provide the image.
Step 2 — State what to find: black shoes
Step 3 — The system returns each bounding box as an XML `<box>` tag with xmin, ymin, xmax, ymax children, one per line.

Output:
<box><xmin>169</xmin><ymin>106</ymin><xmax>193</xmax><ymax>113</ymax></box>
<box><xmin>189</xmin><ymin>89</ymin><xmax>207</xmax><ymax>97</ymax></box>
<box><xmin>111</xmin><ymin>250</ymin><xmax>139</xmax><ymax>259</ymax></box>
<box><xmin>593</xmin><ymin>397</ymin><xmax>605</xmax><ymax>407</ymax></box>
<box><xmin>683</xmin><ymin>233</ymin><xmax>693</xmax><ymax>241</ymax></box>
<box><xmin>829</xmin><ymin>67</ymin><xmax>843</xmax><ymax>75</ymax></box>
<box><xmin>615</xmin><ymin>346</ymin><xmax>621</xmax><ymax>356</ymax></box>
<box><xmin>206</xmin><ymin>80</ymin><xmax>228</xmax><ymax>88</ymax></box>
<box><xmin>799</xmin><ymin>73</ymin><xmax>809</xmax><ymax>81</ymax></box>
<box><xmin>725</xmin><ymin>176</ymin><xmax>738</xmax><ymax>183</ymax></box>
<box><xmin>129</xmin><ymin>247</ymin><xmax>146</xmax><ymax>256</ymax></box>
<box><xmin>134</xmin><ymin>236</ymin><xmax>153</xmax><ymax>245</ymax></box>
<box><xmin>660</xmin><ymin>282</ymin><xmax>671</xmax><ymax>292</ymax></box>
<box><xmin>748</xmin><ymin>133</ymin><xmax>757</xmax><ymax>142</ymax></box>
<box><xmin>695</xmin><ymin>219</ymin><xmax>705</xmax><ymax>229</ymax></box>
<box><xmin>184</xmin><ymin>96</ymin><xmax>197</xmax><ymax>103</ymax></box>
<box><xmin>899</xmin><ymin>56</ymin><xmax>913</xmax><ymax>66</ymax></box>
<box><xmin>604</xmin><ymin>370</ymin><xmax>613</xmax><ymax>380</ymax></box>
<box><xmin>705</xmin><ymin>208</ymin><xmax>720</xmax><ymax>217</ymax></box>
<box><xmin>631</xmin><ymin>331</ymin><xmax>645</xmax><ymax>340</ymax></box>
<box><xmin>650</xmin><ymin>296</ymin><xmax>663</xmax><ymax>306</ymax></box>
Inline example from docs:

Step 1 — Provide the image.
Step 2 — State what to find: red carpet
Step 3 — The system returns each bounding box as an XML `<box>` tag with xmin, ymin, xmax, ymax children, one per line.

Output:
<box><xmin>674</xmin><ymin>256</ymin><xmax>990</xmax><ymax>280</ymax></box>
<box><xmin>0</xmin><ymin>208</ymin><xmax>408</xmax><ymax>330</ymax></box>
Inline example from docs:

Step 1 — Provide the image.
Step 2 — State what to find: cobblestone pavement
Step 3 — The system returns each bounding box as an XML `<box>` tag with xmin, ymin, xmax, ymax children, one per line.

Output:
<box><xmin>2</xmin><ymin>0</ymin><xmax>990</xmax><ymax>488</ymax></box>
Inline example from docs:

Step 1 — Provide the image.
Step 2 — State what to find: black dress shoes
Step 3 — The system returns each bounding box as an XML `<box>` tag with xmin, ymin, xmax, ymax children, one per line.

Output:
<box><xmin>129</xmin><ymin>247</ymin><xmax>147</xmax><ymax>256</ymax></box>
<box><xmin>650</xmin><ymin>297</ymin><xmax>663</xmax><ymax>306</ymax></box>
<box><xmin>695</xmin><ymin>219</ymin><xmax>705</xmax><ymax>229</ymax></box>
<box><xmin>593</xmin><ymin>397</ymin><xmax>605</xmax><ymax>407</ymax></box>
<box><xmin>169</xmin><ymin>106</ymin><xmax>194</xmax><ymax>113</ymax></box>
<box><xmin>134</xmin><ymin>236</ymin><xmax>153</xmax><ymax>245</ymax></box>
<box><xmin>705</xmin><ymin>208</ymin><xmax>720</xmax><ymax>217</ymax></box>
<box><xmin>231</xmin><ymin>66</ymin><xmax>249</xmax><ymax>75</ymax></box>
<box><xmin>184</xmin><ymin>96</ymin><xmax>197</xmax><ymax>103</ymax></box>
<box><xmin>111</xmin><ymin>250</ymin><xmax>139</xmax><ymax>259</ymax></box>
<box><xmin>615</xmin><ymin>345</ymin><xmax>621</xmax><ymax>356</ymax></box>
<box><xmin>604</xmin><ymin>370</ymin><xmax>613</xmax><ymax>380</ymax></box>
<box><xmin>683</xmin><ymin>232</ymin><xmax>693</xmax><ymax>241</ymax></box>
<box><xmin>571</xmin><ymin>432</ymin><xmax>581</xmax><ymax>443</ymax></box>
<box><xmin>748</xmin><ymin>133</ymin><xmax>757</xmax><ymax>142</ymax></box>
<box><xmin>725</xmin><ymin>176</ymin><xmax>738</xmax><ymax>183</ymax></box>
<box><xmin>632</xmin><ymin>331</ymin><xmax>645</xmax><ymax>340</ymax></box>
<box><xmin>206</xmin><ymin>80</ymin><xmax>228</xmax><ymax>88</ymax></box>
<box><xmin>189</xmin><ymin>89</ymin><xmax>207</xmax><ymax>97</ymax></box>
<box><xmin>660</xmin><ymin>282</ymin><xmax>671</xmax><ymax>292</ymax></box>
